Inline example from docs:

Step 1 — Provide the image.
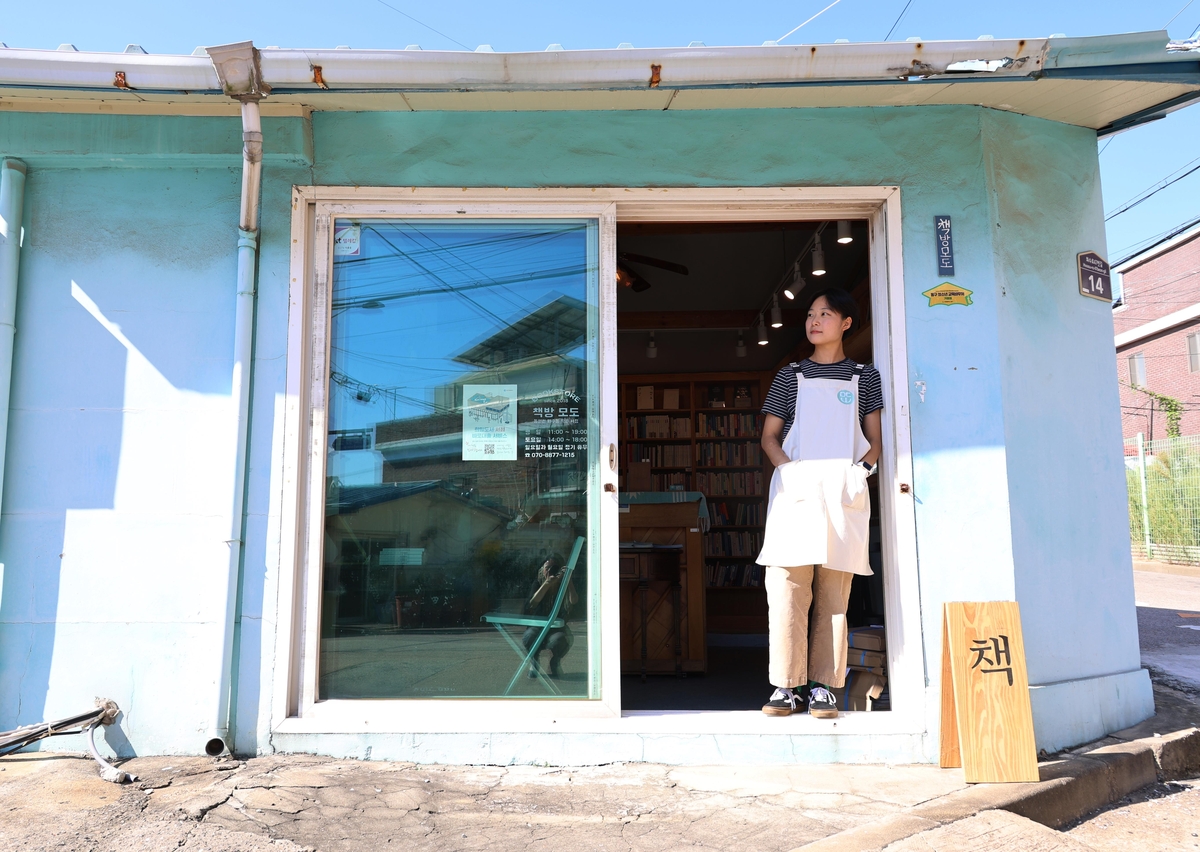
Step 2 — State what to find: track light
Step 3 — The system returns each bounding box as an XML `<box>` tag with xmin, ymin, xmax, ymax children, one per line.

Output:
<box><xmin>646</xmin><ymin>331</ymin><xmax>657</xmax><ymax>358</ymax></box>
<box><xmin>770</xmin><ymin>294</ymin><xmax>783</xmax><ymax>328</ymax></box>
<box><xmin>837</xmin><ymin>220</ymin><xmax>853</xmax><ymax>244</ymax></box>
<box><xmin>811</xmin><ymin>234</ymin><xmax>826</xmax><ymax>276</ymax></box>
<box><xmin>756</xmin><ymin>314</ymin><xmax>769</xmax><ymax>346</ymax></box>
<box><xmin>784</xmin><ymin>262</ymin><xmax>805</xmax><ymax>300</ymax></box>
<box><xmin>736</xmin><ymin>331</ymin><xmax>747</xmax><ymax>358</ymax></box>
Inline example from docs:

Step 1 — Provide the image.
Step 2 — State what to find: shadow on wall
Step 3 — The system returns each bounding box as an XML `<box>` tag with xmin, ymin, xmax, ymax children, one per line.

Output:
<box><xmin>0</xmin><ymin>166</ymin><xmax>268</xmax><ymax>757</ymax></box>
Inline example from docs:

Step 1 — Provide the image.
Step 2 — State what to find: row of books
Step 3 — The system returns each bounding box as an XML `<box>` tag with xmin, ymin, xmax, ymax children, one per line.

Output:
<box><xmin>649</xmin><ymin>472</ymin><xmax>689</xmax><ymax>491</ymax></box>
<box><xmin>625</xmin><ymin>442</ymin><xmax>692</xmax><ymax>467</ymax></box>
<box><xmin>696</xmin><ymin>413</ymin><xmax>761</xmax><ymax>438</ymax></box>
<box><xmin>696</xmin><ymin>441</ymin><xmax>763</xmax><ymax>467</ymax></box>
<box><xmin>710</xmin><ymin>501</ymin><xmax>764</xmax><ymax>526</ymax></box>
<box><xmin>706</xmin><ymin>563</ymin><xmax>765</xmax><ymax>588</ymax></box>
<box><xmin>696</xmin><ymin>470</ymin><xmax>763</xmax><ymax>496</ymax></box>
<box><xmin>623</xmin><ymin>415</ymin><xmax>693</xmax><ymax>439</ymax></box>
<box><xmin>704</xmin><ymin>530</ymin><xmax>763</xmax><ymax>557</ymax></box>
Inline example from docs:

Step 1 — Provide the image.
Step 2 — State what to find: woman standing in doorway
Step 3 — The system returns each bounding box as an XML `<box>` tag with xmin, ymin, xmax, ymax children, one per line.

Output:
<box><xmin>756</xmin><ymin>288</ymin><xmax>883</xmax><ymax>719</ymax></box>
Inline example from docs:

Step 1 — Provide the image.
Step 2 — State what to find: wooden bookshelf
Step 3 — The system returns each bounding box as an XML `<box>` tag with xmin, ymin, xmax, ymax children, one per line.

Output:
<box><xmin>619</xmin><ymin>372</ymin><xmax>772</xmax><ymax>634</ymax></box>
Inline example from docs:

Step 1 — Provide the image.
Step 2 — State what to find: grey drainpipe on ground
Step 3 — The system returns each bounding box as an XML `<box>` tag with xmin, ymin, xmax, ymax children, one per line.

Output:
<box><xmin>204</xmin><ymin>42</ymin><xmax>268</xmax><ymax>758</ymax></box>
<box><xmin>0</xmin><ymin>159</ymin><xmax>27</xmax><ymax>578</ymax></box>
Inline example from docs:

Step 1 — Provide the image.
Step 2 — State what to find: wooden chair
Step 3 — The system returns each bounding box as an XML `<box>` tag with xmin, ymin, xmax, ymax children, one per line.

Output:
<box><xmin>481</xmin><ymin>536</ymin><xmax>585</xmax><ymax>696</ymax></box>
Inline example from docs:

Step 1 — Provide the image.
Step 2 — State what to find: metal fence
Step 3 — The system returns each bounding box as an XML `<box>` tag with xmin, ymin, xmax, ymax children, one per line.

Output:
<box><xmin>1124</xmin><ymin>433</ymin><xmax>1200</xmax><ymax>565</ymax></box>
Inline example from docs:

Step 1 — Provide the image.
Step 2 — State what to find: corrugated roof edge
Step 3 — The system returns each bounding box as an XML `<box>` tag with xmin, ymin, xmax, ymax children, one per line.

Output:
<box><xmin>0</xmin><ymin>31</ymin><xmax>1193</xmax><ymax>95</ymax></box>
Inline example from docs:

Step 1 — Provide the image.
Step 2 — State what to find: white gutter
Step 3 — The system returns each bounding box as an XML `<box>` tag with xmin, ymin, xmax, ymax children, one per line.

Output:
<box><xmin>5</xmin><ymin>33</ymin><xmax>1179</xmax><ymax>93</ymax></box>
<box><xmin>204</xmin><ymin>42</ymin><xmax>267</xmax><ymax>759</ymax></box>
<box><xmin>254</xmin><ymin>38</ymin><xmax>1049</xmax><ymax>90</ymax></box>
<box><xmin>0</xmin><ymin>159</ymin><xmax>26</xmax><ymax>585</ymax></box>
<box><xmin>1114</xmin><ymin>302</ymin><xmax>1200</xmax><ymax>349</ymax></box>
<box><xmin>0</xmin><ymin>47</ymin><xmax>218</xmax><ymax>91</ymax></box>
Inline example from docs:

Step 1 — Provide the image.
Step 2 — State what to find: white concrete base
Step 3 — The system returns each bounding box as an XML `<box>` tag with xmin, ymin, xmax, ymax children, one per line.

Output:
<box><xmin>270</xmin><ymin>730</ymin><xmax>935</xmax><ymax>766</ymax></box>
<box><xmin>1029</xmin><ymin>668</ymin><xmax>1155</xmax><ymax>754</ymax></box>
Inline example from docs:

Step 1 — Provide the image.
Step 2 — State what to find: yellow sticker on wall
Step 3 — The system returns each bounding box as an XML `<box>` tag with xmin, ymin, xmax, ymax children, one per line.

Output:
<box><xmin>923</xmin><ymin>283</ymin><xmax>974</xmax><ymax>307</ymax></box>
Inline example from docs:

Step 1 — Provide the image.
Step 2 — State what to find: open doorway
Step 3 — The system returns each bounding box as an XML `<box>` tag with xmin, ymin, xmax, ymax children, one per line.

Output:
<box><xmin>616</xmin><ymin>220</ymin><xmax>889</xmax><ymax>712</ymax></box>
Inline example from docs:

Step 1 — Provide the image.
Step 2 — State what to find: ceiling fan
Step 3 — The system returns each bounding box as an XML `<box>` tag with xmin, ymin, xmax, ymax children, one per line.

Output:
<box><xmin>617</xmin><ymin>251</ymin><xmax>689</xmax><ymax>292</ymax></box>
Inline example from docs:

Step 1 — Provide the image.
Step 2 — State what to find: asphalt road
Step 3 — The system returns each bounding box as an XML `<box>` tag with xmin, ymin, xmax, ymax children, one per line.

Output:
<box><xmin>1134</xmin><ymin>570</ymin><xmax>1200</xmax><ymax>691</ymax></box>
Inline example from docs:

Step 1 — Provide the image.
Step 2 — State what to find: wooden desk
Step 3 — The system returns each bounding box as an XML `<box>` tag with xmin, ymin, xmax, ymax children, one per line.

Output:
<box><xmin>619</xmin><ymin>502</ymin><xmax>706</xmax><ymax>674</ymax></box>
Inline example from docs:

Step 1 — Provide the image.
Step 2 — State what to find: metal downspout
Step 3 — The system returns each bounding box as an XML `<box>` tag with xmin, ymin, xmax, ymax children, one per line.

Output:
<box><xmin>0</xmin><ymin>160</ymin><xmax>27</xmax><ymax>589</ymax></box>
<box><xmin>205</xmin><ymin>41</ymin><xmax>268</xmax><ymax>758</ymax></box>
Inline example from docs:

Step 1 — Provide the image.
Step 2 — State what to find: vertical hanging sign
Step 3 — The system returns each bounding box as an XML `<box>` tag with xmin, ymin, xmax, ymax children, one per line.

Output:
<box><xmin>462</xmin><ymin>385</ymin><xmax>518</xmax><ymax>460</ymax></box>
<box><xmin>935</xmin><ymin>216</ymin><xmax>955</xmax><ymax>276</ymax></box>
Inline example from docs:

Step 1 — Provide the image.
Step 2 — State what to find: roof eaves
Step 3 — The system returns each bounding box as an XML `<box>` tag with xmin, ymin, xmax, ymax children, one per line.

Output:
<box><xmin>1114</xmin><ymin>220</ymin><xmax>1200</xmax><ymax>271</ymax></box>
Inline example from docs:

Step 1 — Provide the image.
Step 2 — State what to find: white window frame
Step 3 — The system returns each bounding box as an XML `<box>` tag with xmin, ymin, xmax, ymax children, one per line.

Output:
<box><xmin>273</xmin><ymin>186</ymin><xmax>923</xmax><ymax>739</ymax></box>
<box><xmin>1187</xmin><ymin>332</ymin><xmax>1200</xmax><ymax>374</ymax></box>
<box><xmin>1128</xmin><ymin>352</ymin><xmax>1146</xmax><ymax>388</ymax></box>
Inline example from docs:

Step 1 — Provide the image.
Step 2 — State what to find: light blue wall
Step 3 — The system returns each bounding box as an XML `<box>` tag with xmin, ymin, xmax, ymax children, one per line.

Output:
<box><xmin>0</xmin><ymin>114</ymin><xmax>310</xmax><ymax>755</ymax></box>
<box><xmin>981</xmin><ymin>111</ymin><xmax>1151</xmax><ymax>747</ymax></box>
<box><xmin>0</xmin><ymin>104</ymin><xmax>1149</xmax><ymax>759</ymax></box>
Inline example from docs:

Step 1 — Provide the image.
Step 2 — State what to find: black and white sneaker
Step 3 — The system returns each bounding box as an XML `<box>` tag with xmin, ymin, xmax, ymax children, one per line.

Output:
<box><xmin>762</xmin><ymin>687</ymin><xmax>805</xmax><ymax>717</ymax></box>
<box><xmin>808</xmin><ymin>685</ymin><xmax>838</xmax><ymax>719</ymax></box>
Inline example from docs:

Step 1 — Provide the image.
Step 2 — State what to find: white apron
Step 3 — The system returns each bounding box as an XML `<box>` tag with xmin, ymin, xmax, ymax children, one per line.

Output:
<box><xmin>756</xmin><ymin>364</ymin><xmax>873</xmax><ymax>575</ymax></box>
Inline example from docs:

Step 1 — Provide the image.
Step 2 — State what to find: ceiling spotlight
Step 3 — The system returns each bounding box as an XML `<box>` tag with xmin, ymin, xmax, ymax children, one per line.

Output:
<box><xmin>784</xmin><ymin>262</ymin><xmax>805</xmax><ymax>300</ymax></box>
<box><xmin>811</xmin><ymin>234</ymin><xmax>826</xmax><ymax>276</ymax></box>
<box><xmin>736</xmin><ymin>331</ymin><xmax>747</xmax><ymax>358</ymax></box>
<box><xmin>770</xmin><ymin>294</ymin><xmax>783</xmax><ymax>328</ymax></box>
<box><xmin>646</xmin><ymin>331</ymin><xmax>657</xmax><ymax>359</ymax></box>
<box><xmin>756</xmin><ymin>314</ymin><xmax>769</xmax><ymax>346</ymax></box>
<box><xmin>837</xmin><ymin>220</ymin><xmax>853</xmax><ymax>244</ymax></box>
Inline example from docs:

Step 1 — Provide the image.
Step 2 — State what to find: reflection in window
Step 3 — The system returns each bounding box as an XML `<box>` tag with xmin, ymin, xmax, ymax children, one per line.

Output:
<box><xmin>319</xmin><ymin>220</ymin><xmax>599</xmax><ymax>699</ymax></box>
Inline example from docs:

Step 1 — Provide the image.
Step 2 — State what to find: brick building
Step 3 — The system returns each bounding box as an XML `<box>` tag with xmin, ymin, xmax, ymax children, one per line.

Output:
<box><xmin>1113</xmin><ymin>222</ymin><xmax>1200</xmax><ymax>440</ymax></box>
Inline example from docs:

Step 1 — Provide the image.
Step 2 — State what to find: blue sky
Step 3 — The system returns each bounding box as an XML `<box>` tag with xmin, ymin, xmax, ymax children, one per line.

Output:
<box><xmin>4</xmin><ymin>1</ymin><xmax>1199</xmax><ymax>260</ymax></box>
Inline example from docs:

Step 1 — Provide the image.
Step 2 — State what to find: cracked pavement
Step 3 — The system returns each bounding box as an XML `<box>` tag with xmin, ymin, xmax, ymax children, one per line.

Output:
<box><xmin>0</xmin><ymin>753</ymin><xmax>968</xmax><ymax>851</ymax></box>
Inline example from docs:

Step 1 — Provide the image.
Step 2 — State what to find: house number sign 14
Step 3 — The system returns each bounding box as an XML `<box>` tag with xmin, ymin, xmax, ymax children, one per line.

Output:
<box><xmin>1077</xmin><ymin>251</ymin><xmax>1112</xmax><ymax>302</ymax></box>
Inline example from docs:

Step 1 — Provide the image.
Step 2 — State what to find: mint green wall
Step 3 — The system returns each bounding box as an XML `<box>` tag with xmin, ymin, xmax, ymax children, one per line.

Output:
<box><xmin>0</xmin><ymin>104</ymin><xmax>1148</xmax><ymax>759</ymax></box>
<box><xmin>982</xmin><ymin>111</ymin><xmax>1141</xmax><ymax>689</ymax></box>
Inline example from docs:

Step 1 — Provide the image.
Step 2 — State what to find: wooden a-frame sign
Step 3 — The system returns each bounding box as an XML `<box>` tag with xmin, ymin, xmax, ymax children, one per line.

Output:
<box><xmin>939</xmin><ymin>601</ymin><xmax>1039</xmax><ymax>783</ymax></box>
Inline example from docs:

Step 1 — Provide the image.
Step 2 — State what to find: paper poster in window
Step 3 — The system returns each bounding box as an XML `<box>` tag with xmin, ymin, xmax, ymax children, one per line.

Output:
<box><xmin>462</xmin><ymin>385</ymin><xmax>518</xmax><ymax>460</ymax></box>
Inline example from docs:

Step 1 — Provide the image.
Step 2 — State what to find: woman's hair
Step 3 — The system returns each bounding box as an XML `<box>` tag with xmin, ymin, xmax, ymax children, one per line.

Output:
<box><xmin>806</xmin><ymin>287</ymin><xmax>860</xmax><ymax>338</ymax></box>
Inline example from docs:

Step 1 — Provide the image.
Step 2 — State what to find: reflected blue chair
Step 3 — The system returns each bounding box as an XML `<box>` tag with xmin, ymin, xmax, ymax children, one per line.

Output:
<box><xmin>482</xmin><ymin>535</ymin><xmax>585</xmax><ymax>696</ymax></box>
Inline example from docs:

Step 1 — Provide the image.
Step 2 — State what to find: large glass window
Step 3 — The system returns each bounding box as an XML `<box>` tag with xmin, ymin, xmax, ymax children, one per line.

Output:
<box><xmin>319</xmin><ymin>219</ymin><xmax>600</xmax><ymax>699</ymax></box>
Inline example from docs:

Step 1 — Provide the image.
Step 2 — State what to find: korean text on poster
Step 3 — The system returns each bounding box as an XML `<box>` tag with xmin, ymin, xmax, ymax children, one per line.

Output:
<box><xmin>462</xmin><ymin>384</ymin><xmax>518</xmax><ymax>461</ymax></box>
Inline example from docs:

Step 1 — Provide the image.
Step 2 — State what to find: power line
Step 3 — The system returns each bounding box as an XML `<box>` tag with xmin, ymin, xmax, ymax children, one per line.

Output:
<box><xmin>372</xmin><ymin>0</ymin><xmax>471</xmax><ymax>50</ymax></box>
<box><xmin>884</xmin><ymin>0</ymin><xmax>916</xmax><ymax>41</ymax></box>
<box><xmin>1105</xmin><ymin>156</ymin><xmax>1200</xmax><ymax>221</ymax></box>
<box><xmin>777</xmin><ymin>0</ymin><xmax>849</xmax><ymax>43</ymax></box>
<box><xmin>1164</xmin><ymin>0</ymin><xmax>1197</xmax><ymax>28</ymax></box>
<box><xmin>1112</xmin><ymin>214</ymin><xmax>1200</xmax><ymax>264</ymax></box>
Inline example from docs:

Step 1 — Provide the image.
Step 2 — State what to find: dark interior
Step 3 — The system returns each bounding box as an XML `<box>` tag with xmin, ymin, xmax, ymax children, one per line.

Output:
<box><xmin>616</xmin><ymin>220</ymin><xmax>888</xmax><ymax>712</ymax></box>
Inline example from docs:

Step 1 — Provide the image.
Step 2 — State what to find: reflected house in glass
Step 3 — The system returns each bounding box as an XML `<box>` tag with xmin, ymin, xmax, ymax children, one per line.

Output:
<box><xmin>325</xmin><ymin>294</ymin><xmax>593</xmax><ymax>670</ymax></box>
<box><xmin>0</xmin><ymin>32</ymin><xmax>1195</xmax><ymax>763</ymax></box>
<box><xmin>321</xmin><ymin>221</ymin><xmax>598</xmax><ymax>699</ymax></box>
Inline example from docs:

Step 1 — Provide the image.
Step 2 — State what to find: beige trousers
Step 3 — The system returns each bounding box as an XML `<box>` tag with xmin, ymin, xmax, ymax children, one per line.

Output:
<box><xmin>765</xmin><ymin>564</ymin><xmax>853</xmax><ymax>689</ymax></box>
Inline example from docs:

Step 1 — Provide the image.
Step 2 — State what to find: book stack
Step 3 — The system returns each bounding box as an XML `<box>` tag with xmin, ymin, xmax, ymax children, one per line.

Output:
<box><xmin>705</xmin><ymin>563</ymin><xmax>765</xmax><ymax>587</ymax></box>
<box><xmin>696</xmin><ymin>413</ymin><xmax>760</xmax><ymax>438</ymax></box>
<box><xmin>695</xmin><ymin>470</ymin><xmax>763</xmax><ymax>496</ymax></box>
<box><xmin>704</xmin><ymin>530</ymin><xmax>763</xmax><ymax>557</ymax></box>
<box><xmin>709</xmin><ymin>501</ymin><xmax>764</xmax><ymax>526</ymax></box>
<box><xmin>833</xmin><ymin>626</ymin><xmax>888</xmax><ymax>711</ymax></box>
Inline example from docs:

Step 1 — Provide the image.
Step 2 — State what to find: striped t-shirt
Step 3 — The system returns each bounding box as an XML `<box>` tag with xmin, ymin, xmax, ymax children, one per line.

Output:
<box><xmin>762</xmin><ymin>359</ymin><xmax>884</xmax><ymax>439</ymax></box>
